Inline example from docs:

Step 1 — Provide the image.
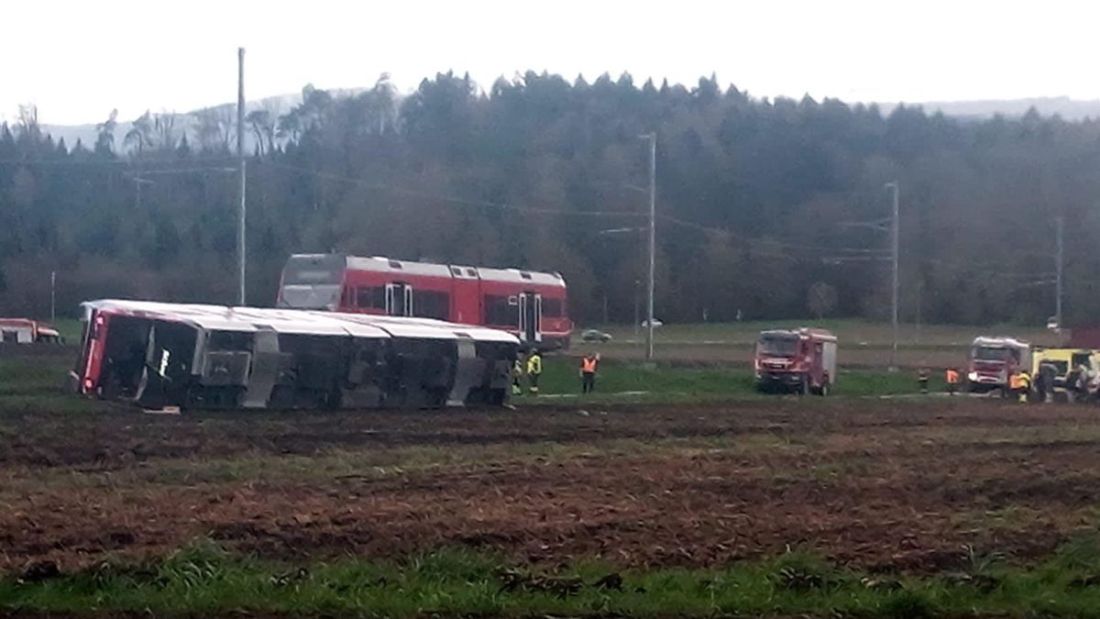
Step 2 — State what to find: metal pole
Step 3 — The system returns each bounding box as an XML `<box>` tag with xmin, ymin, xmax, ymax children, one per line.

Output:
<box><xmin>644</xmin><ymin>132</ymin><xmax>656</xmax><ymax>362</ymax></box>
<box><xmin>50</xmin><ymin>270</ymin><xmax>56</xmax><ymax>322</ymax></box>
<box><xmin>236</xmin><ymin>47</ymin><xmax>247</xmax><ymax>306</ymax></box>
<box><xmin>1055</xmin><ymin>215</ymin><xmax>1064</xmax><ymax>329</ymax></box>
<box><xmin>633</xmin><ymin>279</ymin><xmax>640</xmax><ymax>337</ymax></box>
<box><xmin>886</xmin><ymin>181</ymin><xmax>899</xmax><ymax>371</ymax></box>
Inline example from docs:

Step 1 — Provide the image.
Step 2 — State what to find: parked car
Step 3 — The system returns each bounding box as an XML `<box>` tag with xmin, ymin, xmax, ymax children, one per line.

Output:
<box><xmin>640</xmin><ymin>318</ymin><xmax>663</xmax><ymax>328</ymax></box>
<box><xmin>581</xmin><ymin>329</ymin><xmax>613</xmax><ymax>343</ymax></box>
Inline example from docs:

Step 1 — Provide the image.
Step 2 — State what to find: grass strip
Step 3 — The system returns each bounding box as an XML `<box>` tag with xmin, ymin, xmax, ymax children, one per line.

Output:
<box><xmin>8</xmin><ymin>537</ymin><xmax>1100</xmax><ymax>617</ymax></box>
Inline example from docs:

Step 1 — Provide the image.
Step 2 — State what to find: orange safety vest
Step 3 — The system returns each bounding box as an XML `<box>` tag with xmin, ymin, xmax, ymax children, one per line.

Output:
<box><xmin>581</xmin><ymin>357</ymin><xmax>598</xmax><ymax>373</ymax></box>
<box><xmin>946</xmin><ymin>369</ymin><xmax>960</xmax><ymax>384</ymax></box>
<box><xmin>1010</xmin><ymin>373</ymin><xmax>1023</xmax><ymax>390</ymax></box>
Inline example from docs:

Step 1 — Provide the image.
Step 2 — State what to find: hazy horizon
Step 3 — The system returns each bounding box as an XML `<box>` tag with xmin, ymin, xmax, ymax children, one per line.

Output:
<box><xmin>6</xmin><ymin>0</ymin><xmax>1100</xmax><ymax>125</ymax></box>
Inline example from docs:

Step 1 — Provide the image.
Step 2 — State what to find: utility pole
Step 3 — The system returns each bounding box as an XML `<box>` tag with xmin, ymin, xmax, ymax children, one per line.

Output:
<box><xmin>885</xmin><ymin>181</ymin><xmax>900</xmax><ymax>371</ymax></box>
<box><xmin>1055</xmin><ymin>215</ymin><xmax>1064</xmax><ymax>329</ymax></box>
<box><xmin>641</xmin><ymin>132</ymin><xmax>657</xmax><ymax>362</ymax></box>
<box><xmin>50</xmin><ymin>270</ymin><xmax>56</xmax><ymax>322</ymax></box>
<box><xmin>236</xmin><ymin>47</ymin><xmax>247</xmax><ymax>306</ymax></box>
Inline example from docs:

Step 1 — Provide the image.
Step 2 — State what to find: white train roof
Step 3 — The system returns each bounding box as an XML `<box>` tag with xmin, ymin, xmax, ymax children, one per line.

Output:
<box><xmin>326</xmin><ymin>313</ymin><xmax>518</xmax><ymax>342</ymax></box>
<box><xmin>326</xmin><ymin>254</ymin><xmax>565</xmax><ymax>287</ymax></box>
<box><xmin>476</xmin><ymin>267</ymin><xmax>565</xmax><ymax>287</ymax></box>
<box><xmin>82</xmin><ymin>300</ymin><xmax>519</xmax><ymax>343</ymax></box>
<box><xmin>345</xmin><ymin>256</ymin><xmax>453</xmax><ymax>278</ymax></box>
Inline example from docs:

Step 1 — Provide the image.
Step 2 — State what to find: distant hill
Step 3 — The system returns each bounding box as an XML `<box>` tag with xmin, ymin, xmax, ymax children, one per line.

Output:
<box><xmin>38</xmin><ymin>94</ymin><xmax>1100</xmax><ymax>151</ymax></box>
<box><xmin>39</xmin><ymin>89</ymin><xmax>359</xmax><ymax>153</ymax></box>
<box><xmin>878</xmin><ymin>96</ymin><xmax>1100</xmax><ymax>121</ymax></box>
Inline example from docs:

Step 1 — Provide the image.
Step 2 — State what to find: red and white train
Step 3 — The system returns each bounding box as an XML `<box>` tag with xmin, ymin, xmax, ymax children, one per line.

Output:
<box><xmin>277</xmin><ymin>254</ymin><xmax>572</xmax><ymax>349</ymax></box>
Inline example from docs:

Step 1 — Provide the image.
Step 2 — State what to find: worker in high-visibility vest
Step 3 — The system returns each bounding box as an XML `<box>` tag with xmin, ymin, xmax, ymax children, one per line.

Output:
<box><xmin>526</xmin><ymin>349</ymin><xmax>543</xmax><ymax>395</ymax></box>
<box><xmin>945</xmin><ymin>367</ymin><xmax>960</xmax><ymax>396</ymax></box>
<box><xmin>580</xmin><ymin>353</ymin><xmax>600</xmax><ymax>394</ymax></box>
<box><xmin>1010</xmin><ymin>370</ymin><xmax>1031</xmax><ymax>403</ymax></box>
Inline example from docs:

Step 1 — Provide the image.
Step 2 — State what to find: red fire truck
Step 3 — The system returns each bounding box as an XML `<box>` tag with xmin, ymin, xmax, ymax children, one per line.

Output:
<box><xmin>277</xmin><ymin>254</ymin><xmax>572</xmax><ymax>349</ymax></box>
<box><xmin>753</xmin><ymin>328</ymin><xmax>838</xmax><ymax>395</ymax></box>
<box><xmin>0</xmin><ymin>318</ymin><xmax>62</xmax><ymax>344</ymax></box>
<box><xmin>966</xmin><ymin>336</ymin><xmax>1031</xmax><ymax>393</ymax></box>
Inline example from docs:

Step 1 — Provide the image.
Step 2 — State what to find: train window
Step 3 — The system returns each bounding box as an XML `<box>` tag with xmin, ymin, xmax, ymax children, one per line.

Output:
<box><xmin>356</xmin><ymin>287</ymin><xmax>386</xmax><ymax>310</ymax></box>
<box><xmin>520</xmin><ymin>271</ymin><xmax>532</xmax><ymax>280</ymax></box>
<box><xmin>542</xmin><ymin>298</ymin><xmax>563</xmax><ymax>317</ymax></box>
<box><xmin>413</xmin><ymin>290</ymin><xmax>450</xmax><ymax>320</ymax></box>
<box><xmin>389</xmin><ymin>260</ymin><xmax>403</xmax><ymax>269</ymax></box>
<box><xmin>466</xmin><ymin>268</ymin><xmax>476</xmax><ymax>277</ymax></box>
<box><xmin>208</xmin><ymin>330</ymin><xmax>252</xmax><ymax>352</ymax></box>
<box><xmin>484</xmin><ymin>295</ymin><xmax>518</xmax><ymax>326</ymax></box>
<box><xmin>451</xmin><ymin>267</ymin><xmax>463</xmax><ymax>276</ymax></box>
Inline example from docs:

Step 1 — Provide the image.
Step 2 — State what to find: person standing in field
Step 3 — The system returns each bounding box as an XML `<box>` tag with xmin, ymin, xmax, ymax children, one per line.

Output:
<box><xmin>1010</xmin><ymin>370</ymin><xmax>1031</xmax><ymax>403</ymax></box>
<box><xmin>511</xmin><ymin>354</ymin><xmax>525</xmax><ymax>396</ymax></box>
<box><xmin>918</xmin><ymin>367</ymin><xmax>930</xmax><ymax>394</ymax></box>
<box><xmin>945</xmin><ymin>367</ymin><xmax>960</xmax><ymax>395</ymax></box>
<box><xmin>526</xmin><ymin>349</ymin><xmax>543</xmax><ymax>395</ymax></box>
<box><xmin>580</xmin><ymin>352</ymin><xmax>600</xmax><ymax>394</ymax></box>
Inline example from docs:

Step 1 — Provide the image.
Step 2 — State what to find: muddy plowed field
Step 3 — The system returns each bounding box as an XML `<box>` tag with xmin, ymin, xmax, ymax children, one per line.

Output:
<box><xmin>2</xmin><ymin>399</ymin><xmax>1099</xmax><ymax>574</ymax></box>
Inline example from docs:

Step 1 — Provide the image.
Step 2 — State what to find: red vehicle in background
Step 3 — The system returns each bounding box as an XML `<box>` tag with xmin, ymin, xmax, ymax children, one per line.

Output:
<box><xmin>277</xmin><ymin>254</ymin><xmax>571</xmax><ymax>349</ymax></box>
<box><xmin>754</xmin><ymin>328</ymin><xmax>838</xmax><ymax>395</ymax></box>
<box><xmin>0</xmin><ymin>318</ymin><xmax>62</xmax><ymax>344</ymax></box>
<box><xmin>967</xmin><ymin>336</ymin><xmax>1031</xmax><ymax>393</ymax></box>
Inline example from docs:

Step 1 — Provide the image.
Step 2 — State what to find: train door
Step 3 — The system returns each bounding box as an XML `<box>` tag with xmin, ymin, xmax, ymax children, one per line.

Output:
<box><xmin>385</xmin><ymin>283</ymin><xmax>414</xmax><ymax>317</ymax></box>
<box><xmin>518</xmin><ymin>292</ymin><xmax>542</xmax><ymax>344</ymax></box>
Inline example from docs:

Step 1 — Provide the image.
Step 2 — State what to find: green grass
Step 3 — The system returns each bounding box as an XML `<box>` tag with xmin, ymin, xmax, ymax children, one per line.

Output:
<box><xmin>46</xmin><ymin>318</ymin><xmax>83</xmax><ymax>343</ymax></box>
<box><xmin>0</xmin><ymin>358</ymin><xmax>72</xmax><ymax>396</ymax></box>
<box><xmin>0</xmin><ymin>346</ymin><xmax>948</xmax><ymax>415</ymax></box>
<box><xmin>584</xmin><ymin>318</ymin><xmax>1061</xmax><ymax>348</ymax></box>
<box><xmin>0</xmin><ymin>357</ymin><xmax>113</xmax><ymax>415</ymax></box>
<box><xmin>517</xmin><ymin>356</ymin><xmax>932</xmax><ymax>403</ymax></box>
<box><xmin>9</xmin><ymin>538</ymin><xmax>1100</xmax><ymax>617</ymax></box>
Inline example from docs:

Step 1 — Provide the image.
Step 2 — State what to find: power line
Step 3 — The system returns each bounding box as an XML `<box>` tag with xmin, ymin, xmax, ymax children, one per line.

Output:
<box><xmin>256</xmin><ymin>160</ymin><xmax>647</xmax><ymax>219</ymax></box>
<box><xmin>658</xmin><ymin>213</ymin><xmax>890</xmax><ymax>255</ymax></box>
<box><xmin>0</xmin><ymin>157</ymin><xmax>235</xmax><ymax>168</ymax></box>
<box><xmin>124</xmin><ymin>166</ymin><xmax>237</xmax><ymax>176</ymax></box>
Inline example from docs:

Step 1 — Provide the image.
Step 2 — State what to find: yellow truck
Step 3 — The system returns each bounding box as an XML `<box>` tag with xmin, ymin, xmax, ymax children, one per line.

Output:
<box><xmin>1031</xmin><ymin>347</ymin><xmax>1100</xmax><ymax>400</ymax></box>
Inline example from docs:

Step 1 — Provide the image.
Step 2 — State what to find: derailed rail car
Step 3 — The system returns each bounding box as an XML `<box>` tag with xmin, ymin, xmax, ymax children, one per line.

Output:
<box><xmin>71</xmin><ymin>300</ymin><xmax>518</xmax><ymax>410</ymax></box>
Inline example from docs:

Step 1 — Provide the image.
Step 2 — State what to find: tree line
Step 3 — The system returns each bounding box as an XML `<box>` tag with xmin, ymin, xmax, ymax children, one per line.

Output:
<box><xmin>1</xmin><ymin>72</ymin><xmax>1098</xmax><ymax>327</ymax></box>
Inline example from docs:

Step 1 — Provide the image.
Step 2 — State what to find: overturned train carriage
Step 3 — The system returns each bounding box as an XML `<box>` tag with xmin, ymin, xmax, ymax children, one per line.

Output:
<box><xmin>72</xmin><ymin>300</ymin><xmax>518</xmax><ymax>410</ymax></box>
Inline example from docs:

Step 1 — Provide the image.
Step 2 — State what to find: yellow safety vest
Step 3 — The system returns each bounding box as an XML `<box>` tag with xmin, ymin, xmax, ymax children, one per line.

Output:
<box><xmin>526</xmin><ymin>354</ymin><xmax>542</xmax><ymax>375</ymax></box>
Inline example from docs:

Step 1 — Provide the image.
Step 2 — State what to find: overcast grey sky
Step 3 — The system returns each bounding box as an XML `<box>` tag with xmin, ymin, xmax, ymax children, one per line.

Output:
<box><xmin>4</xmin><ymin>0</ymin><xmax>1099</xmax><ymax>125</ymax></box>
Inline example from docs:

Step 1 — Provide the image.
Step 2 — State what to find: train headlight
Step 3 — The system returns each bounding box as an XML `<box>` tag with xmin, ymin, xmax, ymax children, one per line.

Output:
<box><xmin>968</xmin><ymin>371</ymin><xmax>979</xmax><ymax>382</ymax></box>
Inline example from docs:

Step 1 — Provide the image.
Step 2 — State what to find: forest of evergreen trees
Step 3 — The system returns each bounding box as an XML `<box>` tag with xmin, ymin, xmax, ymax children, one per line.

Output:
<box><xmin>2</xmin><ymin>72</ymin><xmax>1099</xmax><ymax>326</ymax></box>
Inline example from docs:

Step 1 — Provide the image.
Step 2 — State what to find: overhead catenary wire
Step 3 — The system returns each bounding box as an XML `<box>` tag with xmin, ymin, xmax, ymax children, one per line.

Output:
<box><xmin>256</xmin><ymin>160</ymin><xmax>647</xmax><ymax>219</ymax></box>
<box><xmin>658</xmin><ymin>213</ymin><xmax>891</xmax><ymax>256</ymax></box>
<box><xmin>0</xmin><ymin>157</ymin><xmax>237</xmax><ymax>168</ymax></box>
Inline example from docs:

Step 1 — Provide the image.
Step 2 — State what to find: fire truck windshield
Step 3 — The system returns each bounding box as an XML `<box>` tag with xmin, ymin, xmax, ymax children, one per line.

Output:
<box><xmin>972</xmin><ymin>346</ymin><xmax>1011</xmax><ymax>362</ymax></box>
<box><xmin>758</xmin><ymin>335</ymin><xmax>799</xmax><ymax>356</ymax></box>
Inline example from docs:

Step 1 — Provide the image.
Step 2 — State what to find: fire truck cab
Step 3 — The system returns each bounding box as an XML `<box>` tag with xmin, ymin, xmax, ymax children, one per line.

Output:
<box><xmin>967</xmin><ymin>336</ymin><xmax>1031</xmax><ymax>393</ymax></box>
<box><xmin>0</xmin><ymin>318</ymin><xmax>62</xmax><ymax>344</ymax></box>
<box><xmin>754</xmin><ymin>328</ymin><xmax>838</xmax><ymax>395</ymax></box>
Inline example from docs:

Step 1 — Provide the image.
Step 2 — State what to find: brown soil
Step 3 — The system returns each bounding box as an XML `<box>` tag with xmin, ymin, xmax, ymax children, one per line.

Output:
<box><xmin>2</xmin><ymin>398</ymin><xmax>1100</xmax><ymax>574</ymax></box>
